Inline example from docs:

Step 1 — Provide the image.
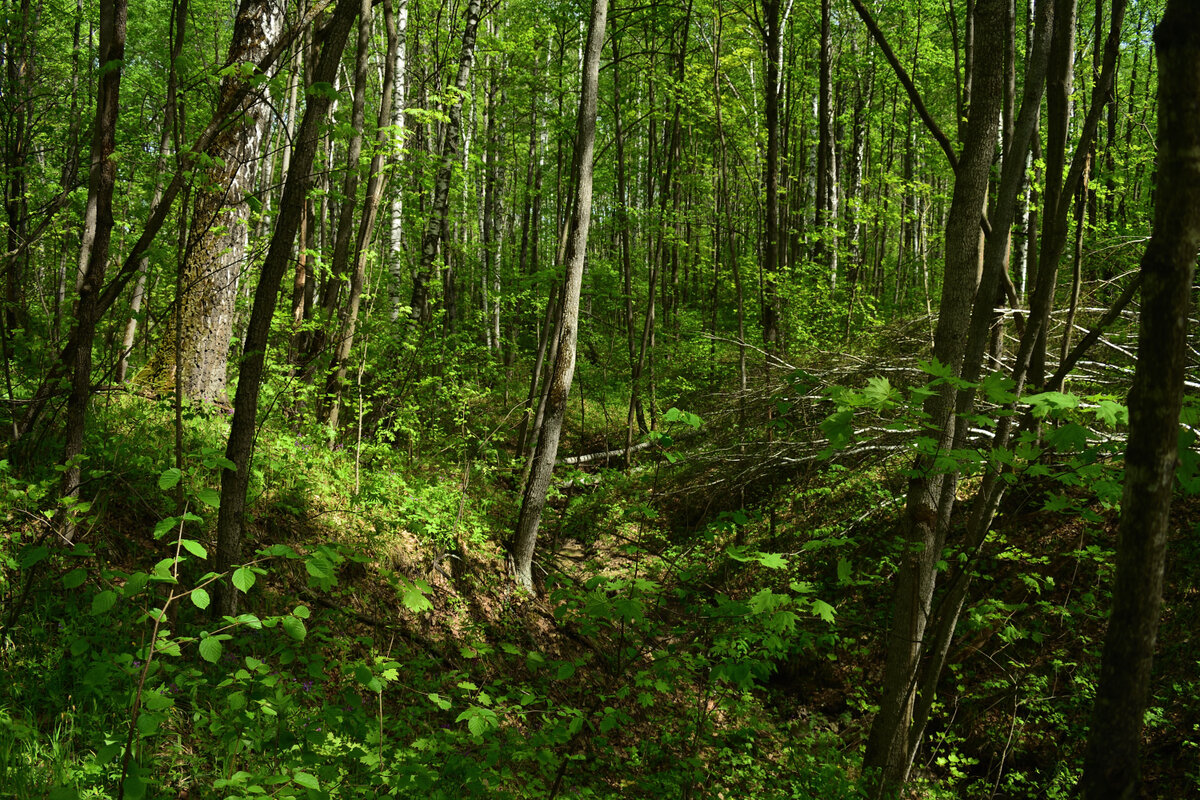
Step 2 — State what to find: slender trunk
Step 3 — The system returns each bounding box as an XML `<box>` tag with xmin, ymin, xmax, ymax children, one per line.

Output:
<box><xmin>214</xmin><ymin>0</ymin><xmax>359</xmax><ymax>617</ymax></box>
<box><xmin>324</xmin><ymin>0</ymin><xmax>397</xmax><ymax>430</ymax></box>
<box><xmin>410</xmin><ymin>0</ymin><xmax>483</xmax><ymax>324</ymax></box>
<box><xmin>862</xmin><ymin>0</ymin><xmax>1006</xmax><ymax>792</ymax></box>
<box><xmin>511</xmin><ymin>0</ymin><xmax>607</xmax><ymax>593</ymax></box>
<box><xmin>60</xmin><ymin>0</ymin><xmax>127</xmax><ymax>535</ymax></box>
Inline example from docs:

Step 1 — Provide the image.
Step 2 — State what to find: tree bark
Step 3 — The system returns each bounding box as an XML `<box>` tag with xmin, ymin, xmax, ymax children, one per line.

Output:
<box><xmin>138</xmin><ymin>0</ymin><xmax>283</xmax><ymax>404</ymax></box>
<box><xmin>409</xmin><ymin>0</ymin><xmax>482</xmax><ymax>325</ymax></box>
<box><xmin>1078</xmin><ymin>5</ymin><xmax>1200</xmax><ymax>795</ymax></box>
<box><xmin>59</xmin><ymin>0</ymin><xmax>127</xmax><ymax>535</ymax></box>
<box><xmin>862</xmin><ymin>0</ymin><xmax>1006</xmax><ymax>793</ymax></box>
<box><xmin>511</xmin><ymin>0</ymin><xmax>607</xmax><ymax>593</ymax></box>
<box><xmin>213</xmin><ymin>0</ymin><xmax>359</xmax><ymax>617</ymax></box>
<box><xmin>324</xmin><ymin>0</ymin><xmax>397</xmax><ymax>430</ymax></box>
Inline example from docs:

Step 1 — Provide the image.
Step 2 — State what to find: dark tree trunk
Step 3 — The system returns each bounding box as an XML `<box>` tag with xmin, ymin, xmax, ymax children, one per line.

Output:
<box><xmin>1078</xmin><ymin>5</ymin><xmax>1200</xmax><ymax>795</ymax></box>
<box><xmin>410</xmin><ymin>0</ymin><xmax>482</xmax><ymax>325</ymax></box>
<box><xmin>60</xmin><ymin>0</ymin><xmax>127</xmax><ymax>535</ymax></box>
<box><xmin>213</xmin><ymin>0</ymin><xmax>359</xmax><ymax>617</ymax></box>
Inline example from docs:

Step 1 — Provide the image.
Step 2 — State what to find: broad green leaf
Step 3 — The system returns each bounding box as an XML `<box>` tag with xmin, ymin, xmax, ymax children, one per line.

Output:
<box><xmin>232</xmin><ymin>567</ymin><xmax>255</xmax><ymax>593</ymax></box>
<box><xmin>837</xmin><ymin>558</ymin><xmax>852</xmax><ymax>584</ymax></box>
<box><xmin>143</xmin><ymin>690</ymin><xmax>174</xmax><ymax>711</ymax></box>
<box><xmin>305</xmin><ymin>556</ymin><xmax>334</xmax><ymax>580</ymax></box>
<box><xmin>195</xmin><ymin>488</ymin><xmax>220</xmax><ymax>508</ymax></box>
<box><xmin>281</xmin><ymin>616</ymin><xmax>307</xmax><ymax>641</ymax></box>
<box><xmin>180</xmin><ymin>539</ymin><xmax>208</xmax><ymax>559</ymax></box>
<box><xmin>355</xmin><ymin>664</ymin><xmax>374</xmax><ymax>686</ymax></box>
<box><xmin>755</xmin><ymin>551</ymin><xmax>788</xmax><ymax>569</ymax></box>
<box><xmin>556</xmin><ymin>662</ymin><xmax>576</xmax><ymax>680</ymax></box>
<box><xmin>820</xmin><ymin>409</ymin><xmax>854</xmax><ymax>449</ymax></box>
<box><xmin>864</xmin><ymin>376</ymin><xmax>898</xmax><ymax>407</ymax></box>
<box><xmin>293</xmin><ymin>772</ymin><xmax>320</xmax><ymax>790</ymax></box>
<box><xmin>152</xmin><ymin>517</ymin><xmax>177</xmax><ymax>539</ymax></box>
<box><xmin>122</xmin><ymin>775</ymin><xmax>146</xmax><ymax>800</ymax></box>
<box><xmin>91</xmin><ymin>590</ymin><xmax>118</xmax><ymax>615</ymax></box>
<box><xmin>198</xmin><ymin>636</ymin><xmax>222</xmax><ymax>663</ymax></box>
<box><xmin>190</xmin><ymin>587</ymin><xmax>211</xmax><ymax>610</ymax></box>
<box><xmin>811</xmin><ymin>599</ymin><xmax>837</xmax><ymax>624</ymax></box>
<box><xmin>19</xmin><ymin>545</ymin><xmax>48</xmax><ymax>569</ymax></box>
<box><xmin>62</xmin><ymin>567</ymin><xmax>87</xmax><ymax>589</ymax></box>
<box><xmin>158</xmin><ymin>468</ymin><xmax>182</xmax><ymax>490</ymax></box>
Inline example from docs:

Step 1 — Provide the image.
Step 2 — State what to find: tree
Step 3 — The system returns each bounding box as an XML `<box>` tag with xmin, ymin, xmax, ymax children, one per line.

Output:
<box><xmin>213</xmin><ymin>0</ymin><xmax>361</xmax><ymax>617</ymax></box>
<box><xmin>510</xmin><ymin>0</ymin><xmax>608</xmax><ymax>593</ymax></box>
<box><xmin>409</xmin><ymin>0</ymin><xmax>483</xmax><ymax>326</ymax></box>
<box><xmin>60</xmin><ymin>0</ymin><xmax>127</xmax><ymax>536</ymax></box>
<box><xmin>137</xmin><ymin>0</ymin><xmax>283</xmax><ymax>403</ymax></box>
<box><xmin>1078</xmin><ymin>3</ymin><xmax>1200</xmax><ymax>795</ymax></box>
<box><xmin>862</xmin><ymin>0</ymin><xmax>1006</xmax><ymax>790</ymax></box>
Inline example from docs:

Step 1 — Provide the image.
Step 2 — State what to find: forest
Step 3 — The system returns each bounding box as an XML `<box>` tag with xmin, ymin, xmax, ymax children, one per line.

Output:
<box><xmin>1</xmin><ymin>0</ymin><xmax>1198</xmax><ymax>796</ymax></box>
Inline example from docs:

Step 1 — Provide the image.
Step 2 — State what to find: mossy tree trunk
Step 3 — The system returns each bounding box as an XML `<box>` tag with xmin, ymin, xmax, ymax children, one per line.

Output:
<box><xmin>138</xmin><ymin>0</ymin><xmax>282</xmax><ymax>404</ymax></box>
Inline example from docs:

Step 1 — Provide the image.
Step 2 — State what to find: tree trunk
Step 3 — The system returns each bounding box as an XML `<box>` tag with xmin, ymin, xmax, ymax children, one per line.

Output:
<box><xmin>1078</xmin><ymin>5</ymin><xmax>1200</xmax><ymax>795</ymax></box>
<box><xmin>409</xmin><ymin>0</ymin><xmax>482</xmax><ymax>325</ymax></box>
<box><xmin>862</xmin><ymin>0</ymin><xmax>1006</xmax><ymax>792</ymax></box>
<box><xmin>759</xmin><ymin>0</ymin><xmax>781</xmax><ymax>349</ymax></box>
<box><xmin>117</xmin><ymin>0</ymin><xmax>186</xmax><ymax>384</ymax></box>
<box><xmin>60</xmin><ymin>0</ymin><xmax>127</xmax><ymax>535</ymax></box>
<box><xmin>138</xmin><ymin>0</ymin><xmax>283</xmax><ymax>404</ymax></box>
<box><xmin>815</xmin><ymin>0</ymin><xmax>839</xmax><ymax>287</ymax></box>
<box><xmin>511</xmin><ymin>0</ymin><xmax>607</xmax><ymax>593</ymax></box>
<box><xmin>214</xmin><ymin>0</ymin><xmax>359</xmax><ymax>617</ymax></box>
<box><xmin>387</xmin><ymin>0</ymin><xmax>409</xmax><ymax>320</ymax></box>
<box><xmin>324</xmin><ymin>0</ymin><xmax>397</xmax><ymax>430</ymax></box>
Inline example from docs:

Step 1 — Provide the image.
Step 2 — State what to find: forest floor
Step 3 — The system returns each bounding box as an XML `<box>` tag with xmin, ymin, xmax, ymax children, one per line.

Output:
<box><xmin>3</xmin><ymin>351</ymin><xmax>1199</xmax><ymax>798</ymax></box>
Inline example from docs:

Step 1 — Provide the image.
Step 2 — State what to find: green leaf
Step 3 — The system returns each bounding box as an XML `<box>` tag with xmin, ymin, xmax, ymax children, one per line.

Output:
<box><xmin>195</xmin><ymin>488</ymin><xmax>221</xmax><ymax>508</ymax></box>
<box><xmin>122</xmin><ymin>775</ymin><xmax>146</xmax><ymax>800</ymax></box>
<box><xmin>863</xmin><ymin>376</ymin><xmax>897</xmax><ymax>407</ymax></box>
<box><xmin>62</xmin><ymin>567</ymin><xmax>87</xmax><ymax>589</ymax></box>
<box><xmin>190</xmin><ymin>587</ymin><xmax>211</xmax><ymax>610</ymax></box>
<box><xmin>980</xmin><ymin>371</ymin><xmax>1018</xmax><ymax>404</ymax></box>
<box><xmin>158</xmin><ymin>468</ymin><xmax>182</xmax><ymax>490</ymax></box>
<box><xmin>292</xmin><ymin>605</ymin><xmax>310</xmax><ymax>619</ymax></box>
<box><xmin>232</xmin><ymin>567</ymin><xmax>255</xmax><ymax>593</ymax></box>
<box><xmin>1093</xmin><ymin>399</ymin><xmax>1128</xmax><ymax>426</ymax></box>
<box><xmin>281</xmin><ymin>616</ymin><xmax>307</xmax><ymax>641</ymax></box>
<box><xmin>556</xmin><ymin>662</ymin><xmax>576</xmax><ymax>680</ymax></box>
<box><xmin>811</xmin><ymin>599</ymin><xmax>837</xmax><ymax>624</ymax></box>
<box><xmin>91</xmin><ymin>590</ymin><xmax>118</xmax><ymax>615</ymax></box>
<box><xmin>837</xmin><ymin>558</ymin><xmax>852</xmax><ymax>584</ymax></box>
<box><xmin>820</xmin><ymin>409</ymin><xmax>854</xmax><ymax>449</ymax></box>
<box><xmin>355</xmin><ymin>664</ymin><xmax>374</xmax><ymax>686</ymax></box>
<box><xmin>755</xmin><ymin>551</ymin><xmax>788</xmax><ymax>569</ymax></box>
<box><xmin>428</xmin><ymin>692</ymin><xmax>452</xmax><ymax>710</ymax></box>
<box><xmin>19</xmin><ymin>545</ymin><xmax>49</xmax><ymax>569</ymax></box>
<box><xmin>293</xmin><ymin>772</ymin><xmax>320</xmax><ymax>790</ymax></box>
<box><xmin>305</xmin><ymin>556</ymin><xmax>335</xmax><ymax>580</ymax></box>
<box><xmin>152</xmin><ymin>517</ymin><xmax>178</xmax><ymax>539</ymax></box>
<box><xmin>400</xmin><ymin>578</ymin><xmax>433</xmax><ymax>613</ymax></box>
<box><xmin>143</xmin><ymin>691</ymin><xmax>173</xmax><ymax>712</ymax></box>
<box><xmin>199</xmin><ymin>636</ymin><xmax>222</xmax><ymax>663</ymax></box>
<box><xmin>180</xmin><ymin>539</ymin><xmax>208</xmax><ymax>559</ymax></box>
